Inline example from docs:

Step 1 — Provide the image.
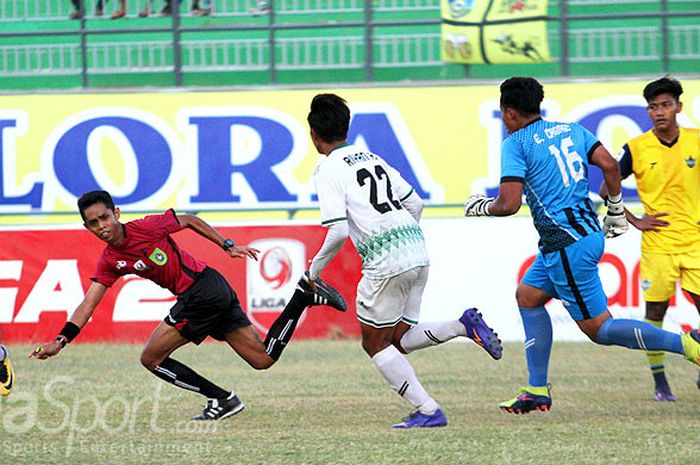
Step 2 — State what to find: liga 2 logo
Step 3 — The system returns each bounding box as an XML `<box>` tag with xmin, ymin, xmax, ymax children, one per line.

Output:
<box><xmin>245</xmin><ymin>238</ymin><xmax>306</xmax><ymax>334</ymax></box>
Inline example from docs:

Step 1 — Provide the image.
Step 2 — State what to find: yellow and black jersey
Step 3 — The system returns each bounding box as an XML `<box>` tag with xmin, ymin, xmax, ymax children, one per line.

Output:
<box><xmin>619</xmin><ymin>127</ymin><xmax>700</xmax><ymax>253</ymax></box>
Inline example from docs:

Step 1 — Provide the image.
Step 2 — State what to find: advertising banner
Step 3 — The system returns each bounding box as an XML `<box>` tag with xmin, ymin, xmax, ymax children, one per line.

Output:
<box><xmin>422</xmin><ymin>218</ymin><xmax>699</xmax><ymax>343</ymax></box>
<box><xmin>441</xmin><ymin>0</ymin><xmax>551</xmax><ymax>64</ymax></box>
<box><xmin>0</xmin><ymin>81</ymin><xmax>699</xmax><ymax>219</ymax></box>
<box><xmin>0</xmin><ymin>223</ymin><xmax>363</xmax><ymax>343</ymax></box>
<box><xmin>1</xmin><ymin>218</ymin><xmax>696</xmax><ymax>343</ymax></box>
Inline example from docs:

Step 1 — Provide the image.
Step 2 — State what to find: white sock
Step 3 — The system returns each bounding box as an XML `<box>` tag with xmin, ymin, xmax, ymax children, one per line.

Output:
<box><xmin>0</xmin><ymin>344</ymin><xmax>6</xmax><ymax>362</ymax></box>
<box><xmin>400</xmin><ymin>320</ymin><xmax>466</xmax><ymax>353</ymax></box>
<box><xmin>371</xmin><ymin>345</ymin><xmax>439</xmax><ymax>414</ymax></box>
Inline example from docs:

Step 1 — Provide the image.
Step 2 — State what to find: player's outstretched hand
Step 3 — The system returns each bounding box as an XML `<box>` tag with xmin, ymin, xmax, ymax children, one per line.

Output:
<box><xmin>634</xmin><ymin>212</ymin><xmax>670</xmax><ymax>232</ymax></box>
<box><xmin>226</xmin><ymin>245</ymin><xmax>260</xmax><ymax>261</ymax></box>
<box><xmin>603</xmin><ymin>198</ymin><xmax>628</xmax><ymax>238</ymax></box>
<box><xmin>28</xmin><ymin>340</ymin><xmax>62</xmax><ymax>360</ymax></box>
<box><xmin>464</xmin><ymin>194</ymin><xmax>494</xmax><ymax>217</ymax></box>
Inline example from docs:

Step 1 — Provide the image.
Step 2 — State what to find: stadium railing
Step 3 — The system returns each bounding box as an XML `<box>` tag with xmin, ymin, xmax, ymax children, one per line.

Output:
<box><xmin>0</xmin><ymin>0</ymin><xmax>699</xmax><ymax>90</ymax></box>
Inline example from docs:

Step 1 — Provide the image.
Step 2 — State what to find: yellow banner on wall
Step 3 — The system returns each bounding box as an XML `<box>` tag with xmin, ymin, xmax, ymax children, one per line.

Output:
<box><xmin>441</xmin><ymin>0</ymin><xmax>551</xmax><ymax>64</ymax></box>
<box><xmin>0</xmin><ymin>79</ymin><xmax>699</xmax><ymax>224</ymax></box>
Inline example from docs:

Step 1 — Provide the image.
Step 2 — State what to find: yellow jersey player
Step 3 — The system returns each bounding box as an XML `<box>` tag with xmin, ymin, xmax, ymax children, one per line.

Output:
<box><xmin>618</xmin><ymin>76</ymin><xmax>700</xmax><ymax>401</ymax></box>
<box><xmin>0</xmin><ymin>344</ymin><xmax>13</xmax><ymax>396</ymax></box>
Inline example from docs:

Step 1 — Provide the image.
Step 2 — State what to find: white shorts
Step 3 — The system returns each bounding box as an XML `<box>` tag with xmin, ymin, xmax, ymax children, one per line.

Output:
<box><xmin>355</xmin><ymin>266</ymin><xmax>428</xmax><ymax>328</ymax></box>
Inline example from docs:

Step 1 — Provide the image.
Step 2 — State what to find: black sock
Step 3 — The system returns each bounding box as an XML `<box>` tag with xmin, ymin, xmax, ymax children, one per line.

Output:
<box><xmin>264</xmin><ymin>290</ymin><xmax>307</xmax><ymax>361</ymax></box>
<box><xmin>152</xmin><ymin>357</ymin><xmax>230</xmax><ymax>399</ymax></box>
<box><xmin>652</xmin><ymin>369</ymin><xmax>670</xmax><ymax>389</ymax></box>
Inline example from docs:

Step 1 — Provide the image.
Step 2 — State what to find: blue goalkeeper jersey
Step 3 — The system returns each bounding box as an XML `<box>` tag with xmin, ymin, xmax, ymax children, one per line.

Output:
<box><xmin>501</xmin><ymin>117</ymin><xmax>602</xmax><ymax>253</ymax></box>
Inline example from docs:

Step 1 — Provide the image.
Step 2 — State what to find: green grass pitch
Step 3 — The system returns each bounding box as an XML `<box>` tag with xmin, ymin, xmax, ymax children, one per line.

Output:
<box><xmin>2</xmin><ymin>340</ymin><xmax>699</xmax><ymax>465</ymax></box>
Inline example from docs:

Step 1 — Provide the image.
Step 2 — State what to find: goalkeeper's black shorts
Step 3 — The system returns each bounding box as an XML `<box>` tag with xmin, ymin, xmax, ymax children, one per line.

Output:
<box><xmin>164</xmin><ymin>267</ymin><xmax>251</xmax><ymax>344</ymax></box>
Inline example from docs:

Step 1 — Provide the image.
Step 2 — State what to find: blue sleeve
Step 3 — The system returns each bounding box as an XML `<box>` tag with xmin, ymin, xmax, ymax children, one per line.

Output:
<box><xmin>500</xmin><ymin>136</ymin><xmax>526</xmax><ymax>183</ymax></box>
<box><xmin>618</xmin><ymin>144</ymin><xmax>633</xmax><ymax>179</ymax></box>
<box><xmin>578</xmin><ymin>125</ymin><xmax>601</xmax><ymax>162</ymax></box>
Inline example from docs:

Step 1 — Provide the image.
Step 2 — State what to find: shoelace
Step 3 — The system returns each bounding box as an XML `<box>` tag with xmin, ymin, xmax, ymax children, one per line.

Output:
<box><xmin>399</xmin><ymin>411</ymin><xmax>420</xmax><ymax>423</ymax></box>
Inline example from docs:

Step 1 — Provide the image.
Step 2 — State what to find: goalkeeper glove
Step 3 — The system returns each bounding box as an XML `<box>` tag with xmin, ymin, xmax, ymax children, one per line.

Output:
<box><xmin>464</xmin><ymin>195</ymin><xmax>494</xmax><ymax>217</ymax></box>
<box><xmin>603</xmin><ymin>195</ymin><xmax>628</xmax><ymax>238</ymax></box>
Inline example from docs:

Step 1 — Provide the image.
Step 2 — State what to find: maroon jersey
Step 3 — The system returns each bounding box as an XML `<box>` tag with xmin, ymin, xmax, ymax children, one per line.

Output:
<box><xmin>91</xmin><ymin>209</ymin><xmax>207</xmax><ymax>295</ymax></box>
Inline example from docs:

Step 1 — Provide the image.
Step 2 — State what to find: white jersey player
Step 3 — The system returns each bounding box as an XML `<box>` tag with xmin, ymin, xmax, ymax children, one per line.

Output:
<box><xmin>305</xmin><ymin>94</ymin><xmax>503</xmax><ymax>429</ymax></box>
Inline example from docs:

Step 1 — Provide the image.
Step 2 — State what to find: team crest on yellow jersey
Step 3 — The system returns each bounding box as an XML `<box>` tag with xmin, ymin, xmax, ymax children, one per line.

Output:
<box><xmin>686</xmin><ymin>156</ymin><xmax>696</xmax><ymax>168</ymax></box>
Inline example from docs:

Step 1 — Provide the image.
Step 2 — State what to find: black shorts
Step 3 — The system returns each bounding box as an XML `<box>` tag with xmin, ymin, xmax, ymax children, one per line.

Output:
<box><xmin>164</xmin><ymin>267</ymin><xmax>251</xmax><ymax>344</ymax></box>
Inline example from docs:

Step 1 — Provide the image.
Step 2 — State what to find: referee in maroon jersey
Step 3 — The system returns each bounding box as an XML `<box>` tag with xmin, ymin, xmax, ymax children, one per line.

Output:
<box><xmin>30</xmin><ymin>190</ymin><xmax>345</xmax><ymax>420</ymax></box>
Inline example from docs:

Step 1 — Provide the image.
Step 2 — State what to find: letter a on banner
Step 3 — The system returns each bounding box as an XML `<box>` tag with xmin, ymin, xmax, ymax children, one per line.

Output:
<box><xmin>441</xmin><ymin>0</ymin><xmax>551</xmax><ymax>64</ymax></box>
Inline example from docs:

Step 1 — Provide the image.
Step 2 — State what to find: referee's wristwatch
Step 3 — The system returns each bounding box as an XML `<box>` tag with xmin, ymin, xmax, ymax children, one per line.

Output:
<box><xmin>222</xmin><ymin>239</ymin><xmax>235</xmax><ymax>251</ymax></box>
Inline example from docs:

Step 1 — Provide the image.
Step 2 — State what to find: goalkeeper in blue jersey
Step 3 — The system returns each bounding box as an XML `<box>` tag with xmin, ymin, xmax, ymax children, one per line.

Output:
<box><xmin>464</xmin><ymin>77</ymin><xmax>700</xmax><ymax>414</ymax></box>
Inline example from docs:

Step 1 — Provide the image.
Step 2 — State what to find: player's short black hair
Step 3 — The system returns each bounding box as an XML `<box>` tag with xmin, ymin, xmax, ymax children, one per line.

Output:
<box><xmin>643</xmin><ymin>76</ymin><xmax>683</xmax><ymax>102</ymax></box>
<box><xmin>78</xmin><ymin>190</ymin><xmax>115</xmax><ymax>222</ymax></box>
<box><xmin>307</xmin><ymin>93</ymin><xmax>350</xmax><ymax>143</ymax></box>
<box><xmin>500</xmin><ymin>77</ymin><xmax>544</xmax><ymax>116</ymax></box>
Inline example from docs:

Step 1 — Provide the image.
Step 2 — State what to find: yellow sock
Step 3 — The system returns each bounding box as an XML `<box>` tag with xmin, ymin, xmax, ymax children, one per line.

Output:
<box><xmin>526</xmin><ymin>385</ymin><xmax>550</xmax><ymax>397</ymax></box>
<box><xmin>644</xmin><ymin>318</ymin><xmax>665</xmax><ymax>372</ymax></box>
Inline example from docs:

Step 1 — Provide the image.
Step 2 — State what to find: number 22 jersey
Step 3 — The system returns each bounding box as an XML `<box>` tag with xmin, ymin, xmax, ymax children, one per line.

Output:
<box><xmin>500</xmin><ymin>118</ymin><xmax>603</xmax><ymax>254</ymax></box>
<box><xmin>313</xmin><ymin>143</ymin><xmax>429</xmax><ymax>279</ymax></box>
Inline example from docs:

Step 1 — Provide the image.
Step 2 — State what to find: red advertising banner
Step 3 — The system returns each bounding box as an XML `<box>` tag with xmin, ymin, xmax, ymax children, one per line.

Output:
<box><xmin>0</xmin><ymin>224</ymin><xmax>363</xmax><ymax>343</ymax></box>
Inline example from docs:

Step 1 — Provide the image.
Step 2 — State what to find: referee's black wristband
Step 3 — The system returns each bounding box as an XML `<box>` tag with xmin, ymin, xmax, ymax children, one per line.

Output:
<box><xmin>58</xmin><ymin>322</ymin><xmax>81</xmax><ymax>344</ymax></box>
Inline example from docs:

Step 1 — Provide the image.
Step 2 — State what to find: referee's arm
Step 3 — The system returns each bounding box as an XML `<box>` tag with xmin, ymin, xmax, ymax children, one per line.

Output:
<box><xmin>28</xmin><ymin>282</ymin><xmax>107</xmax><ymax>359</ymax></box>
<box><xmin>70</xmin><ymin>281</ymin><xmax>108</xmax><ymax>328</ymax></box>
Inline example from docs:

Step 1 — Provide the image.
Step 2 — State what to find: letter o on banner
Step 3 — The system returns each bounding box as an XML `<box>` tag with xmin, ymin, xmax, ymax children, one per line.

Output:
<box><xmin>52</xmin><ymin>117</ymin><xmax>172</xmax><ymax>205</ymax></box>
